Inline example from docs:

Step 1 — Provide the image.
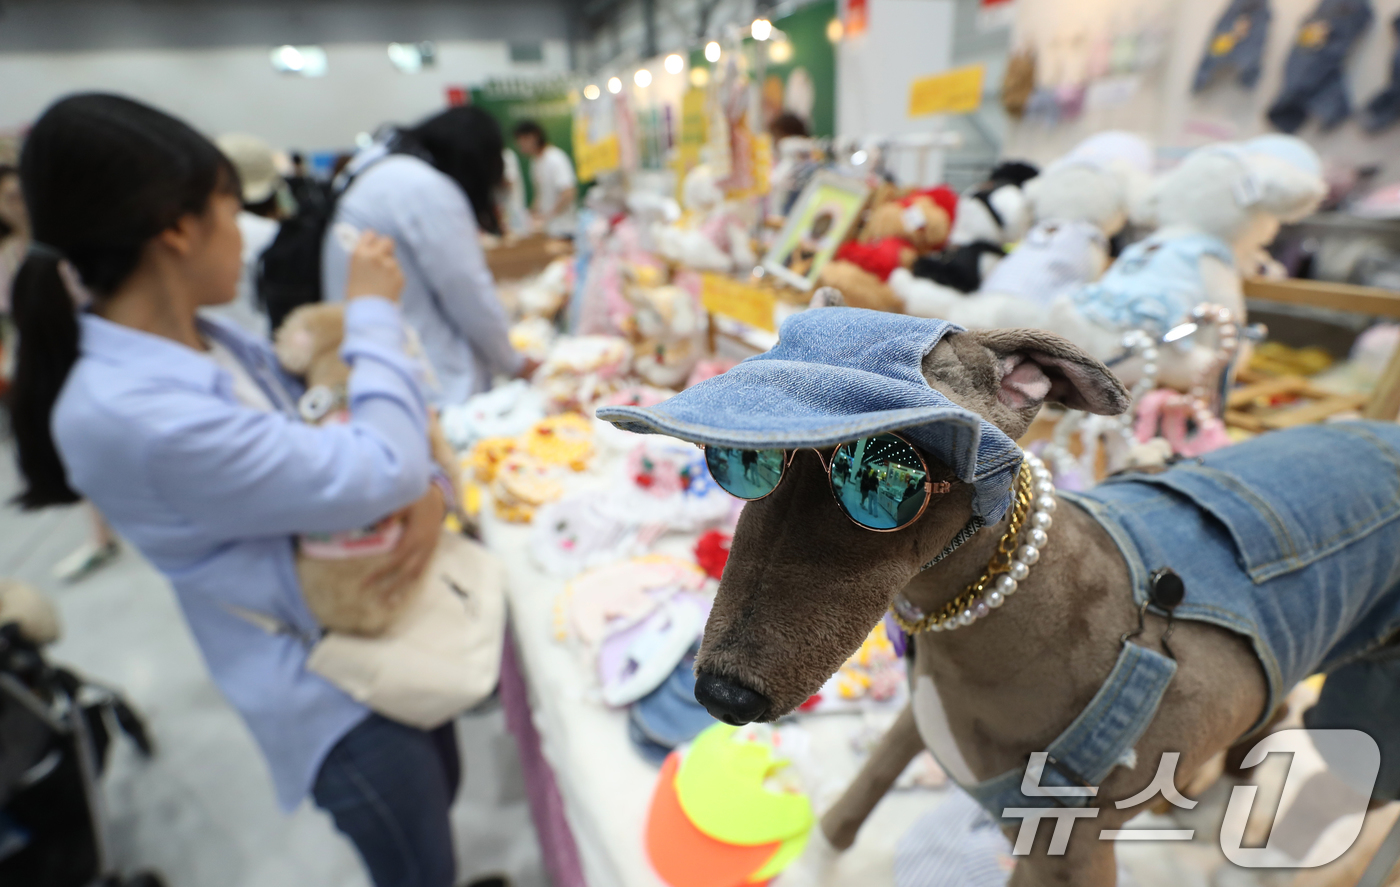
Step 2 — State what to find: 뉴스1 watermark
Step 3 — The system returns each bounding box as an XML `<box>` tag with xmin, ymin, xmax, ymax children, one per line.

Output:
<box><xmin>1002</xmin><ymin>729</ymin><xmax>1381</xmax><ymax>867</ymax></box>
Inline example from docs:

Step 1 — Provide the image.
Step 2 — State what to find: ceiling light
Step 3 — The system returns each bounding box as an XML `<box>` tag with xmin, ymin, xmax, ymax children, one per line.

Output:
<box><xmin>271</xmin><ymin>45</ymin><xmax>328</xmax><ymax>77</ymax></box>
<box><xmin>705</xmin><ymin>41</ymin><xmax>722</xmax><ymax>63</ymax></box>
<box><xmin>851</xmin><ymin>150</ymin><xmax>868</xmax><ymax>166</ymax></box>
<box><xmin>584</xmin><ymin>83</ymin><xmax>601</xmax><ymax>100</ymax></box>
<box><xmin>634</xmin><ymin>68</ymin><xmax>652</xmax><ymax>88</ymax></box>
<box><xmin>768</xmin><ymin>39</ymin><xmax>793</xmax><ymax>63</ymax></box>
<box><xmin>751</xmin><ymin>19</ymin><xmax>773</xmax><ymax>41</ymax></box>
<box><xmin>689</xmin><ymin>67</ymin><xmax>710</xmax><ymax>87</ymax></box>
<box><xmin>664</xmin><ymin>53</ymin><xmax>684</xmax><ymax>75</ymax></box>
<box><xmin>826</xmin><ymin>18</ymin><xmax>844</xmax><ymax>42</ymax></box>
<box><xmin>607</xmin><ymin>76</ymin><xmax>623</xmax><ymax>94</ymax></box>
<box><xmin>387</xmin><ymin>42</ymin><xmax>436</xmax><ymax>74</ymax></box>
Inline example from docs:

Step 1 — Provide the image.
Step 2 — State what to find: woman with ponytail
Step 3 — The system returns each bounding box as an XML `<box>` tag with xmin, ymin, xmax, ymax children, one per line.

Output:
<box><xmin>6</xmin><ymin>94</ymin><xmax>468</xmax><ymax>887</ymax></box>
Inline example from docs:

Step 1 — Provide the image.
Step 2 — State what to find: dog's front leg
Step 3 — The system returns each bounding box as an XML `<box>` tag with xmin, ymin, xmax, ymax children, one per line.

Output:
<box><xmin>1005</xmin><ymin>816</ymin><xmax>1121</xmax><ymax>887</ymax></box>
<box><xmin>821</xmin><ymin>704</ymin><xmax>925</xmax><ymax>849</ymax></box>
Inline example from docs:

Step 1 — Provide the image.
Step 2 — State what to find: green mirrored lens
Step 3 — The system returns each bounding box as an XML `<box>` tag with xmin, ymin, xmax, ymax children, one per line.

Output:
<box><xmin>704</xmin><ymin>447</ymin><xmax>786</xmax><ymax>500</ymax></box>
<box><xmin>829</xmin><ymin>434</ymin><xmax>929</xmax><ymax>530</ymax></box>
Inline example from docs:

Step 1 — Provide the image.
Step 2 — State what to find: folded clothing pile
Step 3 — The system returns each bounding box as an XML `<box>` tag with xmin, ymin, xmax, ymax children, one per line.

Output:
<box><xmin>646</xmin><ymin>724</ymin><xmax>814</xmax><ymax>887</ymax></box>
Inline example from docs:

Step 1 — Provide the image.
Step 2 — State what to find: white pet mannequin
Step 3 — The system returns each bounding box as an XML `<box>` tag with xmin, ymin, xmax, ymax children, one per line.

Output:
<box><xmin>1046</xmin><ymin>135</ymin><xmax>1326</xmax><ymax>388</ymax></box>
<box><xmin>893</xmin><ymin>132</ymin><xmax>1153</xmax><ymax>330</ymax></box>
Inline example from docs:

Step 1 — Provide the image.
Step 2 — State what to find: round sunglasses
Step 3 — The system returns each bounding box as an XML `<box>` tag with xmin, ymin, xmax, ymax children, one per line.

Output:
<box><xmin>703</xmin><ymin>433</ymin><xmax>951</xmax><ymax>532</ymax></box>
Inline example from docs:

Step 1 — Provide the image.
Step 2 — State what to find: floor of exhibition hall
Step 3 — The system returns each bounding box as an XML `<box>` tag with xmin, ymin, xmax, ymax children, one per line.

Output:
<box><xmin>0</xmin><ymin>446</ymin><xmax>548</xmax><ymax>887</ymax></box>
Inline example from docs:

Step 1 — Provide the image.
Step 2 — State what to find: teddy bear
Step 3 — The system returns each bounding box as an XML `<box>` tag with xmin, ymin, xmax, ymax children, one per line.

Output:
<box><xmin>273</xmin><ymin>303</ymin><xmax>461</xmax><ymax>636</ymax></box>
<box><xmin>1045</xmin><ymin>134</ymin><xmax>1326</xmax><ymax>389</ymax></box>
<box><xmin>816</xmin><ymin>186</ymin><xmax>958</xmax><ymax>312</ymax></box>
<box><xmin>890</xmin><ymin>131</ymin><xmax>1153</xmax><ymax>330</ymax></box>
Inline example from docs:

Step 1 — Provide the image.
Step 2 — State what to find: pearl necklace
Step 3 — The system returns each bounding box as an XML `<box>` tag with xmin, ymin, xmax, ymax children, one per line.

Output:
<box><xmin>889</xmin><ymin>452</ymin><xmax>1055</xmax><ymax>634</ymax></box>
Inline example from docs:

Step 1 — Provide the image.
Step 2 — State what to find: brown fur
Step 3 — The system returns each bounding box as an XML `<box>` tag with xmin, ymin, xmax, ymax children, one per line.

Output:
<box><xmin>696</xmin><ymin>327</ymin><xmax>1270</xmax><ymax>886</ymax></box>
<box><xmin>859</xmin><ymin>196</ymin><xmax>951</xmax><ymax>253</ymax></box>
<box><xmin>274</xmin><ymin>303</ymin><xmax>459</xmax><ymax>637</ymax></box>
<box><xmin>816</xmin><ymin>261</ymin><xmax>903</xmax><ymax>313</ymax></box>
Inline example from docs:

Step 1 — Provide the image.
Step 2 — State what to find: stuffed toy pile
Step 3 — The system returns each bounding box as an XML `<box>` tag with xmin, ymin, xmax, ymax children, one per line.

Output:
<box><xmin>817</xmin><ymin>185</ymin><xmax>959</xmax><ymax>312</ymax></box>
<box><xmin>273</xmin><ymin>303</ymin><xmax>461</xmax><ymax>636</ymax></box>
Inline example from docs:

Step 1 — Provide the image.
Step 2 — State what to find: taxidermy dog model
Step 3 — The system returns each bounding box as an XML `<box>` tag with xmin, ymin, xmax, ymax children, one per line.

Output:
<box><xmin>599</xmin><ymin>307</ymin><xmax>1400</xmax><ymax>886</ymax></box>
<box><xmin>275</xmin><ymin>303</ymin><xmax>460</xmax><ymax>636</ymax></box>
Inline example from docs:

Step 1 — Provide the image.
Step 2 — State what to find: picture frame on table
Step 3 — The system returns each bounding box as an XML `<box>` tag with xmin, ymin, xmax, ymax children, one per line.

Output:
<box><xmin>761</xmin><ymin>171</ymin><xmax>871</xmax><ymax>291</ymax></box>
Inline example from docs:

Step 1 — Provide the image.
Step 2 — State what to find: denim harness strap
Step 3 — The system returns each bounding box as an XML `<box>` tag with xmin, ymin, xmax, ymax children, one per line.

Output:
<box><xmin>962</xmin><ymin>641</ymin><xmax>1178</xmax><ymax>821</ymax></box>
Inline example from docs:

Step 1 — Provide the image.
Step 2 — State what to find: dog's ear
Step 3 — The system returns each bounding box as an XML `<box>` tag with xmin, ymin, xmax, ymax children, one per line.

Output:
<box><xmin>923</xmin><ymin>328</ymin><xmax>1129</xmax><ymax>439</ymax></box>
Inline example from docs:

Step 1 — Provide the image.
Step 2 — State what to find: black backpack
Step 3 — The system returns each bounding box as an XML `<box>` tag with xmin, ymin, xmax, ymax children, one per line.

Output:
<box><xmin>255</xmin><ymin>175</ymin><xmax>338</xmax><ymax>333</ymax></box>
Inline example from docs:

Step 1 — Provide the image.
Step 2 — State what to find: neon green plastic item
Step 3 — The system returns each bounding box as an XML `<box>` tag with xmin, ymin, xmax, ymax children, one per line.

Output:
<box><xmin>748</xmin><ymin>828</ymin><xmax>811</xmax><ymax>882</ymax></box>
<box><xmin>675</xmin><ymin>724</ymin><xmax>814</xmax><ymax>846</ymax></box>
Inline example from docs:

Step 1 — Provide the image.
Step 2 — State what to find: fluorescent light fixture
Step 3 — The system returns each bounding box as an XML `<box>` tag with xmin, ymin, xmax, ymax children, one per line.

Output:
<box><xmin>271</xmin><ymin>45</ymin><xmax>328</xmax><ymax>77</ymax></box>
<box><xmin>584</xmin><ymin>83</ymin><xmax>601</xmax><ymax>100</ymax></box>
<box><xmin>705</xmin><ymin>41</ymin><xmax>722</xmax><ymax>63</ymax></box>
<box><xmin>664</xmin><ymin>53</ymin><xmax>684</xmax><ymax>75</ymax></box>
<box><xmin>634</xmin><ymin>68</ymin><xmax>652</xmax><ymax>88</ymax></box>
<box><xmin>751</xmin><ymin>19</ymin><xmax>773</xmax><ymax>40</ymax></box>
<box><xmin>607</xmin><ymin>76</ymin><xmax>623</xmax><ymax>94</ymax></box>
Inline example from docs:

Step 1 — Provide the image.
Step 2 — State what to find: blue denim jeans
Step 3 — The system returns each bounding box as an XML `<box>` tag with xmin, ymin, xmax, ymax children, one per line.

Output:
<box><xmin>313</xmin><ymin>715</ymin><xmax>460</xmax><ymax>887</ymax></box>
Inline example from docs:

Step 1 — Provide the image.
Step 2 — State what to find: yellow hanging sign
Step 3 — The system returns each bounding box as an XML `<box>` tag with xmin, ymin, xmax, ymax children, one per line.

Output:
<box><xmin>907</xmin><ymin>64</ymin><xmax>985</xmax><ymax>118</ymax></box>
<box><xmin>574</xmin><ymin>134</ymin><xmax>621</xmax><ymax>182</ymax></box>
<box><xmin>701</xmin><ymin>273</ymin><xmax>777</xmax><ymax>332</ymax></box>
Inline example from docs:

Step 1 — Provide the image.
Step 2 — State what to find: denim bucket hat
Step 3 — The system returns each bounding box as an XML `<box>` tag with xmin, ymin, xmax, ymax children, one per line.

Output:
<box><xmin>596</xmin><ymin>308</ymin><xmax>1023</xmax><ymax>523</ymax></box>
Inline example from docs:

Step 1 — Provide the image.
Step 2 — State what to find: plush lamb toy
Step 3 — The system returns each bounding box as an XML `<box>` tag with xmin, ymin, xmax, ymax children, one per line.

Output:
<box><xmin>817</xmin><ymin>186</ymin><xmax>959</xmax><ymax>312</ymax></box>
<box><xmin>1045</xmin><ymin>134</ymin><xmax>1326</xmax><ymax>388</ymax></box>
<box><xmin>274</xmin><ymin>303</ymin><xmax>461</xmax><ymax>636</ymax></box>
<box><xmin>891</xmin><ymin>131</ymin><xmax>1153</xmax><ymax>330</ymax></box>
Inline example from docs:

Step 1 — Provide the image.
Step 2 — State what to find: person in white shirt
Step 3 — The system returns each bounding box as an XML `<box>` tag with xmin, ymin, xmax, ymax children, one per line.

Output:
<box><xmin>497</xmin><ymin>147</ymin><xmax>530</xmax><ymax>235</ymax></box>
<box><xmin>512</xmin><ymin>120</ymin><xmax>577</xmax><ymax>239</ymax></box>
<box><xmin>210</xmin><ymin>132</ymin><xmax>285</xmax><ymax>338</ymax></box>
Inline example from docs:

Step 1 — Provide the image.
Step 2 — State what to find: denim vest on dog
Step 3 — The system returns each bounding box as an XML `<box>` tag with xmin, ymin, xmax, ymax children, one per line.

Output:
<box><xmin>958</xmin><ymin>422</ymin><xmax>1400</xmax><ymax>820</ymax></box>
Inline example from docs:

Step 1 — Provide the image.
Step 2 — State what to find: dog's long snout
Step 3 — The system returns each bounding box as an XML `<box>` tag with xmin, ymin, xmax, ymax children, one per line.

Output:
<box><xmin>694</xmin><ymin>672</ymin><xmax>771</xmax><ymax>725</ymax></box>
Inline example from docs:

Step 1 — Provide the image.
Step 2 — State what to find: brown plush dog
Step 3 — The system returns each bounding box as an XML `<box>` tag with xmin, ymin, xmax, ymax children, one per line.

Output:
<box><xmin>687</xmin><ymin>325</ymin><xmax>1293</xmax><ymax>886</ymax></box>
<box><xmin>274</xmin><ymin>303</ymin><xmax>459</xmax><ymax>636</ymax></box>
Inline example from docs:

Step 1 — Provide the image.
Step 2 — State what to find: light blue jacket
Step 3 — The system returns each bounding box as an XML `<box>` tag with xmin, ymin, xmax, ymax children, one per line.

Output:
<box><xmin>324</xmin><ymin>145</ymin><xmax>521</xmax><ymax>406</ymax></box>
<box><xmin>51</xmin><ymin>299</ymin><xmax>431</xmax><ymax>810</ymax></box>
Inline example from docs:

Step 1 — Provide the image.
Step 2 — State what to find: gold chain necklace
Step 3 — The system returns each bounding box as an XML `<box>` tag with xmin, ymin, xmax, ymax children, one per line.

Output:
<box><xmin>889</xmin><ymin>455</ymin><xmax>1049</xmax><ymax>634</ymax></box>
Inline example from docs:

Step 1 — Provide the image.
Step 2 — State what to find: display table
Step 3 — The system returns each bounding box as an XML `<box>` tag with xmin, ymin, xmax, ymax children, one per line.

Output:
<box><xmin>483</xmin><ymin>482</ymin><xmax>949</xmax><ymax>887</ymax></box>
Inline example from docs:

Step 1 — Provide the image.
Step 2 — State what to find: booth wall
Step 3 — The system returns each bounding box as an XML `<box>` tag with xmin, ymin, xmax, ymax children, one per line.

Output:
<box><xmin>0</xmin><ymin>40</ymin><xmax>569</xmax><ymax>152</ymax></box>
<box><xmin>1002</xmin><ymin>0</ymin><xmax>1400</xmax><ymax>175</ymax></box>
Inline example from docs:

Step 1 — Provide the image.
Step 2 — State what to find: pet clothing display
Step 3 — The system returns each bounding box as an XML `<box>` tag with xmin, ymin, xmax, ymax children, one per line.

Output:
<box><xmin>1193</xmin><ymin>0</ymin><xmax>1273</xmax><ymax>92</ymax></box>
<box><xmin>1069</xmin><ymin>232</ymin><xmax>1236</xmax><ymax>337</ymax></box>
<box><xmin>1362</xmin><ymin>13</ymin><xmax>1400</xmax><ymax>132</ymax></box>
<box><xmin>1266</xmin><ymin>0</ymin><xmax>1375</xmax><ymax>133</ymax></box>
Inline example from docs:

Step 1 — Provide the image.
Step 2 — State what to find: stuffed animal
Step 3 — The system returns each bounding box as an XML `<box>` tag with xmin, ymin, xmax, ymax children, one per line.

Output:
<box><xmin>892</xmin><ymin>132</ymin><xmax>1153</xmax><ymax>330</ymax></box>
<box><xmin>653</xmin><ymin>165</ymin><xmax>758</xmax><ymax>273</ymax></box>
<box><xmin>621</xmin><ymin>282</ymin><xmax>705</xmax><ymax>389</ymax></box>
<box><xmin>909</xmin><ymin>161</ymin><xmax>1039</xmax><ymax>293</ymax></box>
<box><xmin>274</xmin><ymin>303</ymin><xmax>460</xmax><ymax>636</ymax></box>
<box><xmin>1046</xmin><ymin>134</ymin><xmax>1326</xmax><ymax>388</ymax></box>
<box><xmin>817</xmin><ymin>186</ymin><xmax>958</xmax><ymax>312</ymax></box>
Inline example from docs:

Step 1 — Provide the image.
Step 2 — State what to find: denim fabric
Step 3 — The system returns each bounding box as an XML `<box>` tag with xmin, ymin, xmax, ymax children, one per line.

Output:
<box><xmin>1194</xmin><ymin>0</ymin><xmax>1273</xmax><ymax>91</ymax></box>
<box><xmin>1070</xmin><ymin>232</ymin><xmax>1236</xmax><ymax>338</ymax></box>
<box><xmin>1079</xmin><ymin>422</ymin><xmax>1400</xmax><ymax>724</ymax></box>
<box><xmin>313</xmin><ymin>714</ymin><xmax>461</xmax><ymax>887</ymax></box>
<box><xmin>960</xmin><ymin>642</ymin><xmax>1177</xmax><ymax>822</ymax></box>
<box><xmin>1267</xmin><ymin>0</ymin><xmax>1375</xmax><ymax>133</ymax></box>
<box><xmin>597</xmin><ymin>308</ymin><xmax>1024</xmax><ymax>522</ymax></box>
<box><xmin>1363</xmin><ymin>15</ymin><xmax>1400</xmax><ymax>132</ymax></box>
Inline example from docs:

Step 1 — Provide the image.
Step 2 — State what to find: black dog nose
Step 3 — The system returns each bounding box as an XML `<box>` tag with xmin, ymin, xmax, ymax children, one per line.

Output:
<box><xmin>694</xmin><ymin>673</ymin><xmax>771</xmax><ymax>725</ymax></box>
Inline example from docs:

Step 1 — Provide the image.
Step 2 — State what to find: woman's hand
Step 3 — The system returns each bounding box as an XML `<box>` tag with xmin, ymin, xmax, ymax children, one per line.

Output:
<box><xmin>363</xmin><ymin>484</ymin><xmax>445</xmax><ymax>595</ymax></box>
<box><xmin>346</xmin><ymin>231</ymin><xmax>404</xmax><ymax>303</ymax></box>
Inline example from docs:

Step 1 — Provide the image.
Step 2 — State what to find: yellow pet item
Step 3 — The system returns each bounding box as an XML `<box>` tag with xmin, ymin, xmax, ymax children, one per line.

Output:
<box><xmin>466</xmin><ymin>437</ymin><xmax>519</xmax><ymax>483</ymax></box>
<box><xmin>674</xmin><ymin>724</ymin><xmax>814</xmax><ymax>847</ymax></box>
<box><xmin>524</xmin><ymin>414</ymin><xmax>595</xmax><ymax>471</ymax></box>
